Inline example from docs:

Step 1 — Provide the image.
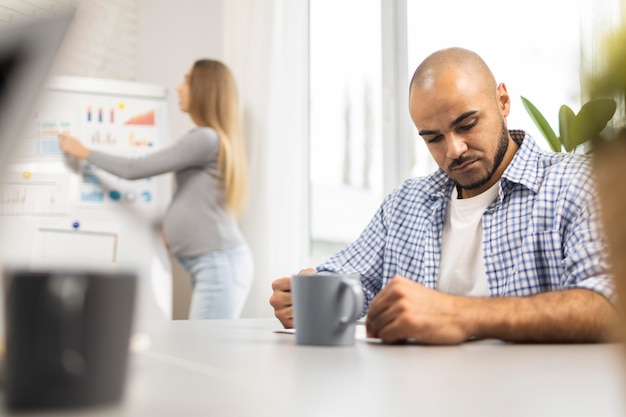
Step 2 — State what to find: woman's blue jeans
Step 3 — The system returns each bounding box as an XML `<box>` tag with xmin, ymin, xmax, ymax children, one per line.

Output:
<box><xmin>177</xmin><ymin>245</ymin><xmax>253</xmax><ymax>319</ymax></box>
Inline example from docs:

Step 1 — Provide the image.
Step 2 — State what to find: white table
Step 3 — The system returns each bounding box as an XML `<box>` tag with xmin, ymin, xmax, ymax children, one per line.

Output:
<box><xmin>3</xmin><ymin>318</ymin><xmax>626</xmax><ymax>417</ymax></box>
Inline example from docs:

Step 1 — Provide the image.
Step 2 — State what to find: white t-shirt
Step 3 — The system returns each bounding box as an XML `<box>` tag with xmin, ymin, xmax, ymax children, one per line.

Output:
<box><xmin>437</xmin><ymin>181</ymin><xmax>500</xmax><ymax>296</ymax></box>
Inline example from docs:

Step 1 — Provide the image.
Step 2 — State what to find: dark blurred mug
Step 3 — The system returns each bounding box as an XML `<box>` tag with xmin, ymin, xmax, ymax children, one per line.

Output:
<box><xmin>2</xmin><ymin>268</ymin><xmax>136</xmax><ymax>410</ymax></box>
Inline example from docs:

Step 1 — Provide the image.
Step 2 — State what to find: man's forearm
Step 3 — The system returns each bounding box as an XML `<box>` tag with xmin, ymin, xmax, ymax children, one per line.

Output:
<box><xmin>463</xmin><ymin>288</ymin><xmax>619</xmax><ymax>343</ymax></box>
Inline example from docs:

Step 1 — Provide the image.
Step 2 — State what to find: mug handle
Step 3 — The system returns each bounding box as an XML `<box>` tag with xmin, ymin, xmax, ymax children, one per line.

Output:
<box><xmin>339</xmin><ymin>278</ymin><xmax>364</xmax><ymax>324</ymax></box>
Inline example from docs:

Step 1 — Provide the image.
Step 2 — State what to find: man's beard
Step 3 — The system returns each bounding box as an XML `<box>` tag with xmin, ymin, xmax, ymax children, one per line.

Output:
<box><xmin>456</xmin><ymin>122</ymin><xmax>509</xmax><ymax>191</ymax></box>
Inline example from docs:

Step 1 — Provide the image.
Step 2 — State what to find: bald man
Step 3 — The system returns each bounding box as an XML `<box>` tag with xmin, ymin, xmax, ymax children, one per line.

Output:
<box><xmin>270</xmin><ymin>47</ymin><xmax>617</xmax><ymax>344</ymax></box>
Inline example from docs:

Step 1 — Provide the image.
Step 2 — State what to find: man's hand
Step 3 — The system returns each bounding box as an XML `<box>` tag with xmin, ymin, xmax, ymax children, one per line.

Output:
<box><xmin>366</xmin><ymin>276</ymin><xmax>618</xmax><ymax>344</ymax></box>
<box><xmin>269</xmin><ymin>267</ymin><xmax>316</xmax><ymax>328</ymax></box>
<box><xmin>365</xmin><ymin>276</ymin><xmax>472</xmax><ymax>344</ymax></box>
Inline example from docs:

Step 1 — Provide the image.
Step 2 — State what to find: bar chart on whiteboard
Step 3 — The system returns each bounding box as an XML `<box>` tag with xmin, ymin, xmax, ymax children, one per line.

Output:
<box><xmin>74</xmin><ymin>98</ymin><xmax>160</xmax><ymax>209</ymax></box>
<box><xmin>18</xmin><ymin>112</ymin><xmax>73</xmax><ymax>157</ymax></box>
<box><xmin>0</xmin><ymin>76</ymin><xmax>174</xmax><ymax>320</ymax></box>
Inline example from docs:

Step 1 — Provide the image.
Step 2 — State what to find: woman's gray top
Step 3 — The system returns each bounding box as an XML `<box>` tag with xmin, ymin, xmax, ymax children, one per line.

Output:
<box><xmin>88</xmin><ymin>127</ymin><xmax>246</xmax><ymax>257</ymax></box>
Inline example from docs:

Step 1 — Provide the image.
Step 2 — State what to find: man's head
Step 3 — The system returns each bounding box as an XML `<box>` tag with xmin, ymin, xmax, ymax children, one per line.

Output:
<box><xmin>409</xmin><ymin>47</ymin><xmax>518</xmax><ymax>198</ymax></box>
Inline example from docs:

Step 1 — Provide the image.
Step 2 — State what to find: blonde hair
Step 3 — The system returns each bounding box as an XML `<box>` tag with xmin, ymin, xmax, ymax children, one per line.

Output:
<box><xmin>188</xmin><ymin>59</ymin><xmax>248</xmax><ymax>215</ymax></box>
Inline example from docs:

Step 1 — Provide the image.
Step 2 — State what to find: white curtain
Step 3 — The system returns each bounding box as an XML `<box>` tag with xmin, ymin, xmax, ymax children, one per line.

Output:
<box><xmin>223</xmin><ymin>1</ymin><xmax>310</xmax><ymax>318</ymax></box>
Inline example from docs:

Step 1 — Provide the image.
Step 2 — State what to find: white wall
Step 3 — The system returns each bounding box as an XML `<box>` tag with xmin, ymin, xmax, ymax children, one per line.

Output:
<box><xmin>136</xmin><ymin>0</ymin><xmax>225</xmax><ymax>142</ymax></box>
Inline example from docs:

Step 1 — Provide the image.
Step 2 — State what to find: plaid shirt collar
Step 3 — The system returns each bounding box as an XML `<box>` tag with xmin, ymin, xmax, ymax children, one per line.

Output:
<box><xmin>427</xmin><ymin>130</ymin><xmax>546</xmax><ymax>200</ymax></box>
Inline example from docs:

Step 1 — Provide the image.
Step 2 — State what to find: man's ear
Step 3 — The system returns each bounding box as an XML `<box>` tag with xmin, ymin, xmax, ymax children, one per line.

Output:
<box><xmin>497</xmin><ymin>82</ymin><xmax>511</xmax><ymax>117</ymax></box>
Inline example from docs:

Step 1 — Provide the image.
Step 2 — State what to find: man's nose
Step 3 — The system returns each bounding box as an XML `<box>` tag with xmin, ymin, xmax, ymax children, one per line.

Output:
<box><xmin>446</xmin><ymin>134</ymin><xmax>468</xmax><ymax>160</ymax></box>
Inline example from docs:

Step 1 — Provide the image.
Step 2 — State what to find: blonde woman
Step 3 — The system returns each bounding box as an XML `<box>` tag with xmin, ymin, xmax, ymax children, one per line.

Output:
<box><xmin>59</xmin><ymin>59</ymin><xmax>253</xmax><ymax>319</ymax></box>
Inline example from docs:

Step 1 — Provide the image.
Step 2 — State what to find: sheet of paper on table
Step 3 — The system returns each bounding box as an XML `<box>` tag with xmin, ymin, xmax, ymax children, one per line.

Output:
<box><xmin>273</xmin><ymin>323</ymin><xmax>382</xmax><ymax>343</ymax></box>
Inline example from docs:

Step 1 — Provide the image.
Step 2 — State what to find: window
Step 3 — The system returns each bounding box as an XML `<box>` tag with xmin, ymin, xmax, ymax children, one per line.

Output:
<box><xmin>406</xmin><ymin>0</ymin><xmax>584</xmax><ymax>166</ymax></box>
<box><xmin>309</xmin><ymin>0</ymin><xmax>383</xmax><ymax>264</ymax></box>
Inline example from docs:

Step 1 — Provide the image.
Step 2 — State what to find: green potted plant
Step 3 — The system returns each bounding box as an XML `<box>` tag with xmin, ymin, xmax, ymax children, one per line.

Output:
<box><xmin>521</xmin><ymin>95</ymin><xmax>616</xmax><ymax>153</ymax></box>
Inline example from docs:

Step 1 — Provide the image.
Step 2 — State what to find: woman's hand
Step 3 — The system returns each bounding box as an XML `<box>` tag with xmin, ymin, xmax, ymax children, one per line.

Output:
<box><xmin>58</xmin><ymin>133</ymin><xmax>90</xmax><ymax>160</ymax></box>
<box><xmin>160</xmin><ymin>231</ymin><xmax>170</xmax><ymax>251</ymax></box>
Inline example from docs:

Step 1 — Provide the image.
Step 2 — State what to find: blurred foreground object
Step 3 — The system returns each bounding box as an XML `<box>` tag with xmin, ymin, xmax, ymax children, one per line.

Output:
<box><xmin>3</xmin><ymin>269</ymin><xmax>136</xmax><ymax>410</ymax></box>
<box><xmin>0</xmin><ymin>10</ymin><xmax>74</xmax><ymax>179</ymax></box>
<box><xmin>588</xmin><ymin>23</ymin><xmax>626</xmax><ymax>339</ymax></box>
<box><xmin>587</xmin><ymin>25</ymin><xmax>626</xmax><ymax>103</ymax></box>
<box><xmin>594</xmin><ymin>133</ymin><xmax>626</xmax><ymax>343</ymax></box>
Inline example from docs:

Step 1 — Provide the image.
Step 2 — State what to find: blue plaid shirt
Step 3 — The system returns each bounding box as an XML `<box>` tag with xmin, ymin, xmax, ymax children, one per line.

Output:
<box><xmin>317</xmin><ymin>131</ymin><xmax>613</xmax><ymax>315</ymax></box>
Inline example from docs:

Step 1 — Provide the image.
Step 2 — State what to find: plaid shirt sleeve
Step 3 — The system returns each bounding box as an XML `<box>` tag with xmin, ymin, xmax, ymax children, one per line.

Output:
<box><xmin>316</xmin><ymin>172</ymin><xmax>451</xmax><ymax>316</ymax></box>
<box><xmin>316</xmin><ymin>192</ymin><xmax>391</xmax><ymax>315</ymax></box>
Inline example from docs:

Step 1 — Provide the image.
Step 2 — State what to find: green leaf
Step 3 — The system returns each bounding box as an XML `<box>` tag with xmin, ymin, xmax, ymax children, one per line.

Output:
<box><xmin>521</xmin><ymin>96</ymin><xmax>561</xmax><ymax>152</ymax></box>
<box><xmin>559</xmin><ymin>105</ymin><xmax>575</xmax><ymax>152</ymax></box>
<box><xmin>570</xmin><ymin>98</ymin><xmax>617</xmax><ymax>146</ymax></box>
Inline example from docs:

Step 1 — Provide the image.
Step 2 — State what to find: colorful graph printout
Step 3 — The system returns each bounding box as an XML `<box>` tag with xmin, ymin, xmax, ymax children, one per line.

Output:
<box><xmin>124</xmin><ymin>110</ymin><xmax>155</xmax><ymax>126</ymax></box>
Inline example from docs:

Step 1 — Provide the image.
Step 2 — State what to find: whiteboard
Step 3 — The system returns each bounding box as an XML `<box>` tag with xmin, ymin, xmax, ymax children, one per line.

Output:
<box><xmin>0</xmin><ymin>76</ymin><xmax>174</xmax><ymax>321</ymax></box>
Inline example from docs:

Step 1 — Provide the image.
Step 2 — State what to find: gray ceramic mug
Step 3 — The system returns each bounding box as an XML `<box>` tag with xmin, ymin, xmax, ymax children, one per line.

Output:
<box><xmin>292</xmin><ymin>273</ymin><xmax>364</xmax><ymax>346</ymax></box>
